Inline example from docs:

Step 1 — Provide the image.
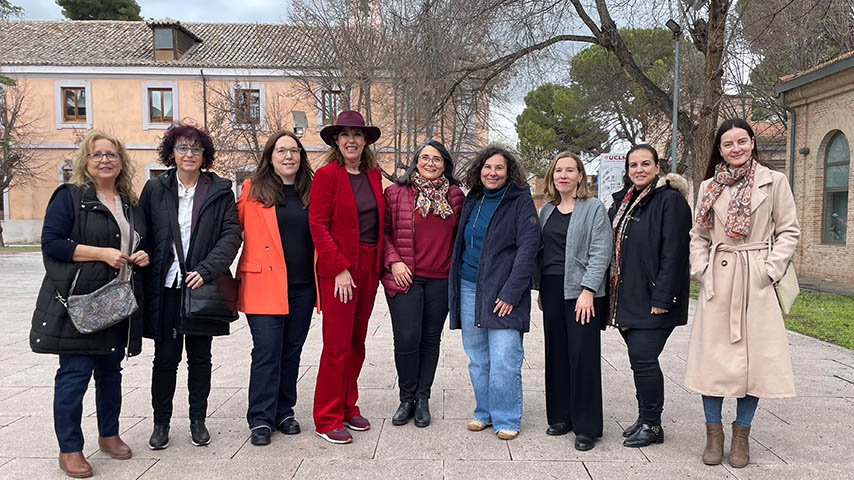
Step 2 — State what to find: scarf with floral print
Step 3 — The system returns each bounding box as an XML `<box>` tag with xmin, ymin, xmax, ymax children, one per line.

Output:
<box><xmin>412</xmin><ymin>171</ymin><xmax>453</xmax><ymax>219</ymax></box>
<box><xmin>695</xmin><ymin>158</ymin><xmax>756</xmax><ymax>238</ymax></box>
<box><xmin>609</xmin><ymin>181</ymin><xmax>654</xmax><ymax>326</ymax></box>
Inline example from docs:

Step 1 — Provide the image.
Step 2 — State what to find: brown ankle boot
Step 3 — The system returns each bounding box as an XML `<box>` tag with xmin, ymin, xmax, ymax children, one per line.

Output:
<box><xmin>729</xmin><ymin>423</ymin><xmax>751</xmax><ymax>468</ymax></box>
<box><xmin>98</xmin><ymin>435</ymin><xmax>133</xmax><ymax>459</ymax></box>
<box><xmin>58</xmin><ymin>451</ymin><xmax>93</xmax><ymax>478</ymax></box>
<box><xmin>702</xmin><ymin>422</ymin><xmax>724</xmax><ymax>465</ymax></box>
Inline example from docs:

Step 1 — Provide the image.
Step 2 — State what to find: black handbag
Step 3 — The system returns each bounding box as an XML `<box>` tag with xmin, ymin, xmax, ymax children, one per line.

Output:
<box><xmin>172</xmin><ymin>232</ymin><xmax>240</xmax><ymax>324</ymax></box>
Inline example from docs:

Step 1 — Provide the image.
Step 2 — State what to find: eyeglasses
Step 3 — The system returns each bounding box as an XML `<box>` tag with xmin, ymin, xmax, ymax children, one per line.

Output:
<box><xmin>418</xmin><ymin>154</ymin><xmax>443</xmax><ymax>165</ymax></box>
<box><xmin>175</xmin><ymin>145</ymin><xmax>204</xmax><ymax>156</ymax></box>
<box><xmin>274</xmin><ymin>147</ymin><xmax>302</xmax><ymax>157</ymax></box>
<box><xmin>88</xmin><ymin>152</ymin><xmax>120</xmax><ymax>162</ymax></box>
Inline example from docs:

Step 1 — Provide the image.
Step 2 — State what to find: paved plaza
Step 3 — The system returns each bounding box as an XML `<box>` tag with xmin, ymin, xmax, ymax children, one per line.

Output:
<box><xmin>0</xmin><ymin>251</ymin><xmax>853</xmax><ymax>479</ymax></box>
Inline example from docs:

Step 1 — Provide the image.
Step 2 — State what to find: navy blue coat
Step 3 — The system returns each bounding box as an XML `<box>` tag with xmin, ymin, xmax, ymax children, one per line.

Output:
<box><xmin>448</xmin><ymin>182</ymin><xmax>540</xmax><ymax>332</ymax></box>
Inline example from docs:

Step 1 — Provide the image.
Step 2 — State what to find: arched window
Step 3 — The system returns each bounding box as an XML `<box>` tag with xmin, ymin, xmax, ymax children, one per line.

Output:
<box><xmin>822</xmin><ymin>132</ymin><xmax>850</xmax><ymax>244</ymax></box>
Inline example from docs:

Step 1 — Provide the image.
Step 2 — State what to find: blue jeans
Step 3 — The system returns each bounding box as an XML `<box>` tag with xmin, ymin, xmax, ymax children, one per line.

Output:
<box><xmin>246</xmin><ymin>283</ymin><xmax>315</xmax><ymax>430</ymax></box>
<box><xmin>460</xmin><ymin>279</ymin><xmax>524</xmax><ymax>432</ymax></box>
<box><xmin>702</xmin><ymin>395</ymin><xmax>759</xmax><ymax>427</ymax></box>
<box><xmin>54</xmin><ymin>348</ymin><xmax>124</xmax><ymax>453</ymax></box>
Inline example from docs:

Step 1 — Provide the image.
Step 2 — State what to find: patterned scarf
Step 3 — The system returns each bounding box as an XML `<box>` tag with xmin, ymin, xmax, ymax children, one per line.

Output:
<box><xmin>412</xmin><ymin>171</ymin><xmax>453</xmax><ymax>219</ymax></box>
<box><xmin>695</xmin><ymin>158</ymin><xmax>756</xmax><ymax>238</ymax></box>
<box><xmin>609</xmin><ymin>181</ymin><xmax>655</xmax><ymax>326</ymax></box>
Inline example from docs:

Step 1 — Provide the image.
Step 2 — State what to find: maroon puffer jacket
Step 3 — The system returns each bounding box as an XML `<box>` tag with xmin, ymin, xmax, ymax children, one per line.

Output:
<box><xmin>382</xmin><ymin>183</ymin><xmax>465</xmax><ymax>295</ymax></box>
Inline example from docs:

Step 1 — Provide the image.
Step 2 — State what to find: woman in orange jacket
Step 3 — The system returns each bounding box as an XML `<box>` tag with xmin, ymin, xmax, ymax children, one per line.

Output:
<box><xmin>236</xmin><ymin>130</ymin><xmax>316</xmax><ymax>447</ymax></box>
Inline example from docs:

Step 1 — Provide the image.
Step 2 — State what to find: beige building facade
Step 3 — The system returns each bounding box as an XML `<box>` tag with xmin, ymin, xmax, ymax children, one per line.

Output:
<box><xmin>778</xmin><ymin>50</ymin><xmax>854</xmax><ymax>284</ymax></box>
<box><xmin>0</xmin><ymin>19</ymin><xmax>487</xmax><ymax>243</ymax></box>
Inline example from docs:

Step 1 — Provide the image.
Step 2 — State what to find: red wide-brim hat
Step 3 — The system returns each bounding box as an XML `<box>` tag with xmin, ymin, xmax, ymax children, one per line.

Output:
<box><xmin>319</xmin><ymin>110</ymin><xmax>382</xmax><ymax>146</ymax></box>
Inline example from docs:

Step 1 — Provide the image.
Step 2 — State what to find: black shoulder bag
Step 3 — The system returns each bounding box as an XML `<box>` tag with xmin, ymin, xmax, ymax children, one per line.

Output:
<box><xmin>172</xmin><ymin>231</ymin><xmax>240</xmax><ymax>324</ymax></box>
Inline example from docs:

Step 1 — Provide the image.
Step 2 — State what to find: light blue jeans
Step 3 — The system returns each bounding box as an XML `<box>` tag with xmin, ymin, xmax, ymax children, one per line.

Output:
<box><xmin>460</xmin><ymin>279</ymin><xmax>524</xmax><ymax>432</ymax></box>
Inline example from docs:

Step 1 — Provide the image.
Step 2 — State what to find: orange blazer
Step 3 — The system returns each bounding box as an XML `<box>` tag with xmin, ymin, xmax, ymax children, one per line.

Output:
<box><xmin>236</xmin><ymin>179</ymin><xmax>319</xmax><ymax>315</ymax></box>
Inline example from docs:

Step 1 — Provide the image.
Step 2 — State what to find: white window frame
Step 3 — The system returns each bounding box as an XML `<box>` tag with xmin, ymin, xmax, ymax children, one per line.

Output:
<box><xmin>55</xmin><ymin>80</ymin><xmax>92</xmax><ymax>130</ymax></box>
<box><xmin>142</xmin><ymin>81</ymin><xmax>179</xmax><ymax>130</ymax></box>
<box><xmin>229</xmin><ymin>82</ymin><xmax>266</xmax><ymax>130</ymax></box>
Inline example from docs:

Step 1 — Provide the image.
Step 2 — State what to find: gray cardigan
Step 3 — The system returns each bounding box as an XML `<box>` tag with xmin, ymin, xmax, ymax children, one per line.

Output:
<box><xmin>535</xmin><ymin>197</ymin><xmax>613</xmax><ymax>299</ymax></box>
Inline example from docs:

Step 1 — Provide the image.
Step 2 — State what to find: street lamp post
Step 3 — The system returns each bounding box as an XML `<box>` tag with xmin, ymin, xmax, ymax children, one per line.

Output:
<box><xmin>666</xmin><ymin>19</ymin><xmax>682</xmax><ymax>174</ymax></box>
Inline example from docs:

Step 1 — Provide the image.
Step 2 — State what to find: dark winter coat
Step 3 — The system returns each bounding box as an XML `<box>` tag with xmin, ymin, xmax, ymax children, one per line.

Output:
<box><xmin>381</xmin><ymin>183</ymin><xmax>465</xmax><ymax>295</ymax></box>
<box><xmin>139</xmin><ymin>169</ymin><xmax>242</xmax><ymax>341</ymax></box>
<box><xmin>608</xmin><ymin>174</ymin><xmax>692</xmax><ymax>329</ymax></box>
<box><xmin>448</xmin><ymin>182</ymin><xmax>540</xmax><ymax>332</ymax></box>
<box><xmin>30</xmin><ymin>183</ymin><xmax>145</xmax><ymax>356</ymax></box>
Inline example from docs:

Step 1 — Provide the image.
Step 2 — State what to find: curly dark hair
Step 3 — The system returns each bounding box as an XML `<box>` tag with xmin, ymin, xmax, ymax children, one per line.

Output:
<box><xmin>158</xmin><ymin>122</ymin><xmax>216</xmax><ymax>170</ymax></box>
<box><xmin>397</xmin><ymin>139</ymin><xmax>461</xmax><ymax>186</ymax></box>
<box><xmin>462</xmin><ymin>144</ymin><xmax>527</xmax><ymax>196</ymax></box>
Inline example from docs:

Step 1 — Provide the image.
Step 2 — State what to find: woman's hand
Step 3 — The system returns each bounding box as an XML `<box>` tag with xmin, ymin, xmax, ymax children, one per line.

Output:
<box><xmin>185</xmin><ymin>271</ymin><xmax>205</xmax><ymax>290</ymax></box>
<box><xmin>575</xmin><ymin>289</ymin><xmax>595</xmax><ymax>324</ymax></box>
<box><xmin>651</xmin><ymin>306</ymin><xmax>669</xmax><ymax>315</ymax></box>
<box><xmin>390</xmin><ymin>262</ymin><xmax>413</xmax><ymax>288</ymax></box>
<box><xmin>100</xmin><ymin>248</ymin><xmax>129</xmax><ymax>269</ymax></box>
<box><xmin>128</xmin><ymin>250</ymin><xmax>150</xmax><ymax>267</ymax></box>
<box><xmin>335</xmin><ymin>269</ymin><xmax>357</xmax><ymax>303</ymax></box>
<box><xmin>493</xmin><ymin>298</ymin><xmax>514</xmax><ymax>317</ymax></box>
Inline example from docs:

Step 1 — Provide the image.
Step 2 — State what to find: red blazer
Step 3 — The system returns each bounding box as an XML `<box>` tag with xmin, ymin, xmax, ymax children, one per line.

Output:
<box><xmin>308</xmin><ymin>161</ymin><xmax>385</xmax><ymax>278</ymax></box>
<box><xmin>236</xmin><ymin>179</ymin><xmax>319</xmax><ymax>315</ymax></box>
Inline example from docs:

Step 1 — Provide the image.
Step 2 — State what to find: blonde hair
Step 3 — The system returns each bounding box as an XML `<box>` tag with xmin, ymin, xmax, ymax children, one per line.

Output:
<box><xmin>70</xmin><ymin>130</ymin><xmax>138</xmax><ymax>204</ymax></box>
<box><xmin>543</xmin><ymin>151</ymin><xmax>592</xmax><ymax>205</ymax></box>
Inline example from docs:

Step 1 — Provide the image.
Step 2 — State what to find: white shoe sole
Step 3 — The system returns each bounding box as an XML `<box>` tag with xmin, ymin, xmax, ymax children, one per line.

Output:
<box><xmin>343</xmin><ymin>421</ymin><xmax>370</xmax><ymax>431</ymax></box>
<box><xmin>148</xmin><ymin>441</ymin><xmax>168</xmax><ymax>450</ymax></box>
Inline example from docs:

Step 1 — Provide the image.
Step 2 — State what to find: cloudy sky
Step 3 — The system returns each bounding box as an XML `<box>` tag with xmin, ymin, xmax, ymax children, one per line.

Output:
<box><xmin>15</xmin><ymin>0</ymin><xmax>522</xmax><ymax>143</ymax></box>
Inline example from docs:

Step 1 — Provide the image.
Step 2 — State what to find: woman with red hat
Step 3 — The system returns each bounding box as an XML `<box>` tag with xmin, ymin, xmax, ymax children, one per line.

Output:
<box><xmin>309</xmin><ymin>110</ymin><xmax>385</xmax><ymax>444</ymax></box>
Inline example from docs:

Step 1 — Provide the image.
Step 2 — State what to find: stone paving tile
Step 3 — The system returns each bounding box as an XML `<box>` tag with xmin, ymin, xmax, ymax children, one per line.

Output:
<box><xmin>110</xmin><ymin>416</ymin><xmax>249</xmax><ymax>460</ymax></box>
<box><xmin>139</xmin><ymin>458</ymin><xmax>301</xmax><ymax>479</ymax></box>
<box><xmin>375</xmin><ymin>418</ymin><xmax>511</xmax><ymax>460</ymax></box>
<box><xmin>749</xmin><ymin>419</ymin><xmax>854</xmax><ymax>464</ymax></box>
<box><xmin>294</xmin><ymin>458</ymin><xmax>442</xmax><ymax>480</ymax></box>
<box><xmin>233</xmin><ymin>421</ymin><xmax>381</xmax><ymax>460</ymax></box>
<box><xmin>0</xmin><ymin>386</ymin><xmax>27</xmax><ymax>402</ymax></box>
<box><xmin>724</xmin><ymin>463</ymin><xmax>854</xmax><ymax>480</ymax></box>
<box><xmin>585</xmin><ymin>461</ymin><xmax>736</xmax><ymax>479</ymax></box>
<box><xmin>0</xmin><ymin>457</ymin><xmax>156</xmax><ymax>480</ymax></box>
<box><xmin>444</xmin><ymin>459</ymin><xmax>589</xmax><ymax>479</ymax></box>
<box><xmin>0</xmin><ymin>416</ymin><xmax>23</xmax><ymax>427</ymax></box>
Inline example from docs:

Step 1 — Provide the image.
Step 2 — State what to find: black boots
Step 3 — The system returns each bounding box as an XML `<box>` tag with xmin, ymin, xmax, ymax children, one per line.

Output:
<box><xmin>392</xmin><ymin>401</ymin><xmax>416</xmax><ymax>426</ymax></box>
<box><xmin>623</xmin><ymin>424</ymin><xmax>664</xmax><ymax>447</ymax></box>
<box><xmin>148</xmin><ymin>424</ymin><xmax>170</xmax><ymax>450</ymax></box>
<box><xmin>414</xmin><ymin>398</ymin><xmax>430</xmax><ymax>427</ymax></box>
<box><xmin>190</xmin><ymin>419</ymin><xmax>211</xmax><ymax>446</ymax></box>
<box><xmin>622</xmin><ymin>417</ymin><xmax>642</xmax><ymax>438</ymax></box>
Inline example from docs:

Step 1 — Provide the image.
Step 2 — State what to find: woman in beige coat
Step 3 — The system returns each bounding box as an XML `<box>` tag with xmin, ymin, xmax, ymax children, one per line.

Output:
<box><xmin>686</xmin><ymin>118</ymin><xmax>799</xmax><ymax>469</ymax></box>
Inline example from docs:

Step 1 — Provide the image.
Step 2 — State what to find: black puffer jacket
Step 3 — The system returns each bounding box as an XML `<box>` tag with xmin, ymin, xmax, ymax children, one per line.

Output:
<box><xmin>608</xmin><ymin>174</ymin><xmax>692</xmax><ymax>329</ymax></box>
<box><xmin>139</xmin><ymin>169</ymin><xmax>241</xmax><ymax>341</ymax></box>
<box><xmin>30</xmin><ymin>184</ymin><xmax>146</xmax><ymax>356</ymax></box>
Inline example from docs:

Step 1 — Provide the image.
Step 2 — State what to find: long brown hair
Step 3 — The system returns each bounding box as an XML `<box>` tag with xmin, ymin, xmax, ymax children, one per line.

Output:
<box><xmin>324</xmin><ymin>129</ymin><xmax>378</xmax><ymax>172</ymax></box>
<box><xmin>248</xmin><ymin>130</ymin><xmax>313</xmax><ymax>208</ymax></box>
<box><xmin>70</xmin><ymin>130</ymin><xmax>138</xmax><ymax>204</ymax></box>
<box><xmin>703</xmin><ymin>118</ymin><xmax>772</xmax><ymax>179</ymax></box>
<box><xmin>543</xmin><ymin>151</ymin><xmax>592</xmax><ymax>204</ymax></box>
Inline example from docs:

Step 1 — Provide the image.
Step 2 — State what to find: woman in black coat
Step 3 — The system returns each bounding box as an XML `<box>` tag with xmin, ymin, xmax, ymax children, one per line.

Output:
<box><xmin>31</xmin><ymin>131</ymin><xmax>148</xmax><ymax>478</ymax></box>
<box><xmin>447</xmin><ymin>145</ymin><xmax>540</xmax><ymax>441</ymax></box>
<box><xmin>139</xmin><ymin>122</ymin><xmax>241</xmax><ymax>450</ymax></box>
<box><xmin>608</xmin><ymin>144</ymin><xmax>692</xmax><ymax>448</ymax></box>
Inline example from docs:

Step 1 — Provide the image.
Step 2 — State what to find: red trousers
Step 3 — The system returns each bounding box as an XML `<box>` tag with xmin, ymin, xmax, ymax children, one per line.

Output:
<box><xmin>313</xmin><ymin>244</ymin><xmax>380</xmax><ymax>432</ymax></box>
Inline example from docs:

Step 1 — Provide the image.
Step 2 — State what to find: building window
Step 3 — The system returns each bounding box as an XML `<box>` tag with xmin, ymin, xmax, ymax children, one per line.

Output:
<box><xmin>235</xmin><ymin>89</ymin><xmax>261</xmax><ymax>124</ymax></box>
<box><xmin>321</xmin><ymin>87</ymin><xmax>345</xmax><ymax>125</ymax></box>
<box><xmin>55</xmin><ymin>80</ymin><xmax>92</xmax><ymax>129</ymax></box>
<box><xmin>822</xmin><ymin>132</ymin><xmax>850</xmax><ymax>244</ymax></box>
<box><xmin>149</xmin><ymin>88</ymin><xmax>173</xmax><ymax>123</ymax></box>
<box><xmin>228</xmin><ymin>83</ymin><xmax>266</xmax><ymax>129</ymax></box>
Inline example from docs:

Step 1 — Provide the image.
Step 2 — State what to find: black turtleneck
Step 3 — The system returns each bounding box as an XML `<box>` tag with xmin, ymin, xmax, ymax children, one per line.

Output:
<box><xmin>275</xmin><ymin>184</ymin><xmax>314</xmax><ymax>285</ymax></box>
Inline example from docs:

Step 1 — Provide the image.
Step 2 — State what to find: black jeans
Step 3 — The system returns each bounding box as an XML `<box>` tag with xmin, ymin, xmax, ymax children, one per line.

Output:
<box><xmin>54</xmin><ymin>347</ymin><xmax>124</xmax><ymax>452</ymax></box>
<box><xmin>246</xmin><ymin>282</ymin><xmax>315</xmax><ymax>430</ymax></box>
<box><xmin>620</xmin><ymin>327</ymin><xmax>674</xmax><ymax>426</ymax></box>
<box><xmin>386</xmin><ymin>276</ymin><xmax>448</xmax><ymax>402</ymax></box>
<box><xmin>151</xmin><ymin>287</ymin><xmax>213</xmax><ymax>424</ymax></box>
<box><xmin>541</xmin><ymin>275</ymin><xmax>604</xmax><ymax>437</ymax></box>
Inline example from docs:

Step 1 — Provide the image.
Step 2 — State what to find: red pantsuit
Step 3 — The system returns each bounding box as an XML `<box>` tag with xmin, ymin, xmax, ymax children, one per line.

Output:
<box><xmin>308</xmin><ymin>161</ymin><xmax>384</xmax><ymax>433</ymax></box>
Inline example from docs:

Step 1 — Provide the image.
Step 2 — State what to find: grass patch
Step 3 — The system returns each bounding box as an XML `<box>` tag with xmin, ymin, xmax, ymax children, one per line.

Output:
<box><xmin>0</xmin><ymin>245</ymin><xmax>40</xmax><ymax>253</ymax></box>
<box><xmin>689</xmin><ymin>281</ymin><xmax>853</xmax><ymax>349</ymax></box>
<box><xmin>785</xmin><ymin>290</ymin><xmax>854</xmax><ymax>350</ymax></box>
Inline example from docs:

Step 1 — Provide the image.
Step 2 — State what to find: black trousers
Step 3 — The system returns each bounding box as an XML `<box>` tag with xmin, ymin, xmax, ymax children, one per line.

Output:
<box><xmin>151</xmin><ymin>287</ymin><xmax>213</xmax><ymax>424</ymax></box>
<box><xmin>386</xmin><ymin>276</ymin><xmax>448</xmax><ymax>402</ymax></box>
<box><xmin>541</xmin><ymin>275</ymin><xmax>604</xmax><ymax>437</ymax></box>
<box><xmin>619</xmin><ymin>326</ymin><xmax>674</xmax><ymax>426</ymax></box>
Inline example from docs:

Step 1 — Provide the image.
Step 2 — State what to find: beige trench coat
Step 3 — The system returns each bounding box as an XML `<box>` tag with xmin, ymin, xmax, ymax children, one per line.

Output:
<box><xmin>684</xmin><ymin>165</ymin><xmax>799</xmax><ymax>398</ymax></box>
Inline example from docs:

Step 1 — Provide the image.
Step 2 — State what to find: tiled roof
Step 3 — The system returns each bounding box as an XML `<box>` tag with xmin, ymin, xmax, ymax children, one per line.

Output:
<box><xmin>779</xmin><ymin>49</ymin><xmax>854</xmax><ymax>83</ymax></box>
<box><xmin>0</xmin><ymin>20</ymin><xmax>326</xmax><ymax>69</ymax></box>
